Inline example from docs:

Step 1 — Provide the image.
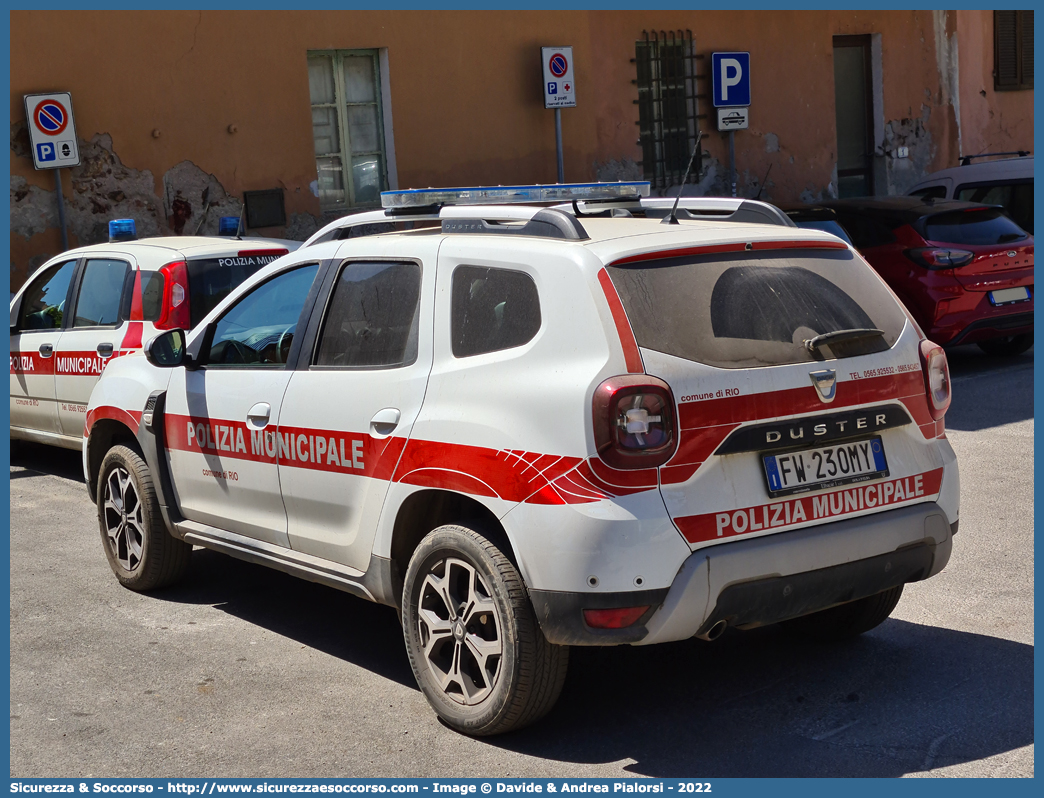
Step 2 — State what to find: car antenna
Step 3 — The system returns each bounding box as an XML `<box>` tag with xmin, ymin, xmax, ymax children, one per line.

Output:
<box><xmin>754</xmin><ymin>163</ymin><xmax>773</xmax><ymax>201</ymax></box>
<box><xmin>662</xmin><ymin>129</ymin><xmax>703</xmax><ymax>225</ymax></box>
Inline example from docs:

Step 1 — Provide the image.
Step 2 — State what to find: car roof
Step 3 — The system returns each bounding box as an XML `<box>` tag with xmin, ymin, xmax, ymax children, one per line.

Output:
<box><xmin>56</xmin><ymin>235</ymin><xmax>299</xmax><ymax>261</ymax></box>
<box><xmin>909</xmin><ymin>156</ymin><xmax>1034</xmax><ymax>190</ymax></box>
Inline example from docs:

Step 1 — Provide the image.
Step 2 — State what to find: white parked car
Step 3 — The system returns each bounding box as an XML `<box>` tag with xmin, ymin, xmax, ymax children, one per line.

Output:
<box><xmin>908</xmin><ymin>153</ymin><xmax>1033</xmax><ymax>233</ymax></box>
<box><xmin>10</xmin><ymin>220</ymin><xmax>297</xmax><ymax>450</ymax></box>
<box><xmin>83</xmin><ymin>184</ymin><xmax>959</xmax><ymax>735</ymax></box>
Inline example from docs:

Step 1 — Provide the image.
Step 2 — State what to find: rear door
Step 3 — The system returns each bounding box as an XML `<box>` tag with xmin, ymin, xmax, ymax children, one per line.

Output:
<box><xmin>10</xmin><ymin>258</ymin><xmax>77</xmax><ymax>436</ymax></box>
<box><xmin>277</xmin><ymin>237</ymin><xmax>438</xmax><ymax>571</ymax></box>
<box><xmin>53</xmin><ymin>254</ymin><xmax>134</xmax><ymax>437</ymax></box>
<box><xmin>163</xmin><ymin>262</ymin><xmax>321</xmax><ymax>546</ymax></box>
<box><xmin>602</xmin><ymin>243</ymin><xmax>944</xmax><ymax>548</ymax></box>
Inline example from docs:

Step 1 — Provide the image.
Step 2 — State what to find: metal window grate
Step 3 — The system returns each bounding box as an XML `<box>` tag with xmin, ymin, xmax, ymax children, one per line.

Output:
<box><xmin>634</xmin><ymin>30</ymin><xmax>702</xmax><ymax>189</ymax></box>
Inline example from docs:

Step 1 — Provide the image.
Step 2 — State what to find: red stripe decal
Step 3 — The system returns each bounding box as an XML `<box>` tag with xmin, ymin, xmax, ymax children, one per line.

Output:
<box><xmin>85</xmin><ymin>406</ymin><xmax>143</xmax><ymax>438</ymax></box>
<box><xmin>596</xmin><ymin>268</ymin><xmax>644</xmax><ymax>374</ymax></box>
<box><xmin>13</xmin><ymin>350</ymin><xmax>129</xmax><ymax>377</ymax></box>
<box><xmin>674</xmin><ymin>467</ymin><xmax>944</xmax><ymax>544</ymax></box>
<box><xmin>587</xmin><ymin>456</ymin><xmax>658</xmax><ymax>489</ymax></box>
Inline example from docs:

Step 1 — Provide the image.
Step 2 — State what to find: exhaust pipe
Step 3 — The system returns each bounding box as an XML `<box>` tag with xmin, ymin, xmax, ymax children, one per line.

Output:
<box><xmin>696</xmin><ymin>619</ymin><xmax>728</xmax><ymax>641</ymax></box>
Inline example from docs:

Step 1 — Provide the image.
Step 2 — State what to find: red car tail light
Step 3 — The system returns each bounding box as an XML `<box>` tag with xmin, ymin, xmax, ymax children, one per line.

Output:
<box><xmin>904</xmin><ymin>248</ymin><xmax>975</xmax><ymax>269</ymax></box>
<box><xmin>154</xmin><ymin>261</ymin><xmax>191</xmax><ymax>330</ymax></box>
<box><xmin>593</xmin><ymin>375</ymin><xmax>677</xmax><ymax>469</ymax></box>
<box><xmin>583</xmin><ymin>606</ymin><xmax>649</xmax><ymax>629</ymax></box>
<box><xmin>919</xmin><ymin>339</ymin><xmax>951</xmax><ymax>420</ymax></box>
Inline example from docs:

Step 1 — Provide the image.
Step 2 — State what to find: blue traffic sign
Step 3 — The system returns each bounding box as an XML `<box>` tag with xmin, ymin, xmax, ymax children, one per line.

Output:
<box><xmin>712</xmin><ymin>52</ymin><xmax>750</xmax><ymax>107</ymax></box>
<box><xmin>36</xmin><ymin>143</ymin><xmax>55</xmax><ymax>162</ymax></box>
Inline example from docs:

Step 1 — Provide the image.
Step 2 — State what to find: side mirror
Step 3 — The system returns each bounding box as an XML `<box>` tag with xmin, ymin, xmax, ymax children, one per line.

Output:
<box><xmin>144</xmin><ymin>329</ymin><xmax>188</xmax><ymax>368</ymax></box>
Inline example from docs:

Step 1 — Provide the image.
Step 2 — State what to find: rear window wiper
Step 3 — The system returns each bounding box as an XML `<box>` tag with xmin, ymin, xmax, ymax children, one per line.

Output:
<box><xmin>804</xmin><ymin>328</ymin><xmax>884</xmax><ymax>354</ymax></box>
<box><xmin>998</xmin><ymin>232</ymin><xmax>1027</xmax><ymax>243</ymax></box>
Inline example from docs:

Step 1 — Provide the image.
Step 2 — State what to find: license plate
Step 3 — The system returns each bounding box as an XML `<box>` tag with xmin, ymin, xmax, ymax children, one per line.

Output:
<box><xmin>763</xmin><ymin>436</ymin><xmax>888</xmax><ymax>498</ymax></box>
<box><xmin>988</xmin><ymin>286</ymin><xmax>1031</xmax><ymax>305</ymax></box>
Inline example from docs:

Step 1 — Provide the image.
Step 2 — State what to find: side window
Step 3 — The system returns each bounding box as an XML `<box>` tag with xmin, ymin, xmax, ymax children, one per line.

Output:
<box><xmin>206</xmin><ymin>264</ymin><xmax>320</xmax><ymax>368</ymax></box>
<box><xmin>314</xmin><ymin>261</ymin><xmax>421</xmax><ymax>369</ymax></box>
<box><xmin>451</xmin><ymin>266</ymin><xmax>541</xmax><ymax>358</ymax></box>
<box><xmin>16</xmin><ymin>260</ymin><xmax>76</xmax><ymax>332</ymax></box>
<box><xmin>74</xmin><ymin>259</ymin><xmax>130</xmax><ymax>328</ymax></box>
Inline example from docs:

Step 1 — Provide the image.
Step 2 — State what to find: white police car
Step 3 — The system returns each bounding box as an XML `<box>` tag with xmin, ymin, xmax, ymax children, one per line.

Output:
<box><xmin>83</xmin><ymin>183</ymin><xmax>959</xmax><ymax>735</ymax></box>
<box><xmin>10</xmin><ymin>218</ymin><xmax>297</xmax><ymax>451</ymax></box>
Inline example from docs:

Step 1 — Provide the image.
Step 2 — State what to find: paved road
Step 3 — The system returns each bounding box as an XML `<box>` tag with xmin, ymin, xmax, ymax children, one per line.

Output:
<box><xmin>9</xmin><ymin>346</ymin><xmax>1033</xmax><ymax>778</ymax></box>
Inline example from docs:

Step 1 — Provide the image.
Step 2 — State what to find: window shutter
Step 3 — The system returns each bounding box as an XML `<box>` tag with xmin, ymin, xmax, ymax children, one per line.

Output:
<box><xmin>1020</xmin><ymin>11</ymin><xmax>1033</xmax><ymax>87</ymax></box>
<box><xmin>995</xmin><ymin>10</ymin><xmax>1033</xmax><ymax>90</ymax></box>
<box><xmin>995</xmin><ymin>11</ymin><xmax>1019</xmax><ymax>87</ymax></box>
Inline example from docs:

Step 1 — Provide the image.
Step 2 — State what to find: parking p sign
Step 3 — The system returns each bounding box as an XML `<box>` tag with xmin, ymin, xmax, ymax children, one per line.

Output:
<box><xmin>24</xmin><ymin>92</ymin><xmax>81</xmax><ymax>170</ymax></box>
<box><xmin>541</xmin><ymin>47</ymin><xmax>576</xmax><ymax>108</ymax></box>
<box><xmin>711</xmin><ymin>53</ymin><xmax>751</xmax><ymax>108</ymax></box>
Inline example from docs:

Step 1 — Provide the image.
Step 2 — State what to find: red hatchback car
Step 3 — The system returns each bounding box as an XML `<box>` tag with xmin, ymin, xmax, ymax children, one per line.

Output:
<box><xmin>823</xmin><ymin>198</ymin><xmax>1033</xmax><ymax>355</ymax></box>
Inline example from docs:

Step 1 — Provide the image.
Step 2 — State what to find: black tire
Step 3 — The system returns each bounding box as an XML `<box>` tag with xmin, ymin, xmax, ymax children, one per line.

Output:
<box><xmin>402</xmin><ymin>524</ymin><xmax>569</xmax><ymax>736</ymax></box>
<box><xmin>977</xmin><ymin>334</ymin><xmax>1033</xmax><ymax>357</ymax></box>
<box><xmin>782</xmin><ymin>585</ymin><xmax>904</xmax><ymax>642</ymax></box>
<box><xmin>97</xmin><ymin>445</ymin><xmax>191</xmax><ymax>591</ymax></box>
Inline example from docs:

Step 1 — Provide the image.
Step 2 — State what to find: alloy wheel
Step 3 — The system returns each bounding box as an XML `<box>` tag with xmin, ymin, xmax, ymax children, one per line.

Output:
<box><xmin>416</xmin><ymin>557</ymin><xmax>503</xmax><ymax>705</ymax></box>
<box><xmin>102</xmin><ymin>467</ymin><xmax>145</xmax><ymax>571</ymax></box>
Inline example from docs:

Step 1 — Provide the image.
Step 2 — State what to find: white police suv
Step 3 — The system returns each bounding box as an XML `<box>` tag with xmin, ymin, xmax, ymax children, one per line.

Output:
<box><xmin>10</xmin><ymin>218</ymin><xmax>296</xmax><ymax>450</ymax></box>
<box><xmin>83</xmin><ymin>183</ymin><xmax>959</xmax><ymax>735</ymax></box>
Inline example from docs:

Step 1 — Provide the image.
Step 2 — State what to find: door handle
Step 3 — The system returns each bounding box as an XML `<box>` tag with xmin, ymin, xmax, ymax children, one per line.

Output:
<box><xmin>97</xmin><ymin>343</ymin><xmax>114</xmax><ymax>358</ymax></box>
<box><xmin>246</xmin><ymin>402</ymin><xmax>271</xmax><ymax>429</ymax></box>
<box><xmin>370</xmin><ymin>407</ymin><xmax>401</xmax><ymax>436</ymax></box>
<box><xmin>38</xmin><ymin>343</ymin><xmax>53</xmax><ymax>358</ymax></box>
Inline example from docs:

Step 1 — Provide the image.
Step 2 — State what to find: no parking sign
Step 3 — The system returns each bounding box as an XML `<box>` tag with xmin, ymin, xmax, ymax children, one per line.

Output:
<box><xmin>24</xmin><ymin>92</ymin><xmax>81</xmax><ymax>170</ymax></box>
<box><xmin>541</xmin><ymin>47</ymin><xmax>576</xmax><ymax>108</ymax></box>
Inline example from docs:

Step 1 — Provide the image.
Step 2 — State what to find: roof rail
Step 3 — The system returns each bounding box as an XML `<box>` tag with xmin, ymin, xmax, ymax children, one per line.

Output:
<box><xmin>959</xmin><ymin>150</ymin><xmax>1031</xmax><ymax>166</ymax></box>
<box><xmin>556</xmin><ymin>196</ymin><xmax>796</xmax><ymax>228</ymax></box>
<box><xmin>301</xmin><ymin>205</ymin><xmax>591</xmax><ymax>247</ymax></box>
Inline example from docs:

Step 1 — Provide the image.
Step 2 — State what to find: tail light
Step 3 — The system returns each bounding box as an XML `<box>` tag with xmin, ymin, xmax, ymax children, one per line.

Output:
<box><xmin>583</xmin><ymin>606</ymin><xmax>649</xmax><ymax>629</ymax></box>
<box><xmin>905</xmin><ymin>248</ymin><xmax>974</xmax><ymax>269</ymax></box>
<box><xmin>919</xmin><ymin>340</ymin><xmax>951</xmax><ymax>420</ymax></box>
<box><xmin>593</xmin><ymin>375</ymin><xmax>677</xmax><ymax>469</ymax></box>
<box><xmin>154</xmin><ymin>261</ymin><xmax>190</xmax><ymax>330</ymax></box>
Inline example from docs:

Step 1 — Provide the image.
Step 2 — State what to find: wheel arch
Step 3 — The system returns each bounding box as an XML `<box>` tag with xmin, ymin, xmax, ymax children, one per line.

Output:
<box><xmin>86</xmin><ymin>418</ymin><xmax>142</xmax><ymax>503</ymax></box>
<box><xmin>387</xmin><ymin>488</ymin><xmax>520</xmax><ymax>609</ymax></box>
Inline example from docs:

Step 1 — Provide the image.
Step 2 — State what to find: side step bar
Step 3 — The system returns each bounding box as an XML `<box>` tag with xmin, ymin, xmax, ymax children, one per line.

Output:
<box><xmin>178</xmin><ymin>521</ymin><xmax>377</xmax><ymax>602</ymax></box>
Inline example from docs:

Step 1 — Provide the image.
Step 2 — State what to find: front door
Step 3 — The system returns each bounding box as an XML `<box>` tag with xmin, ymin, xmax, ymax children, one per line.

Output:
<box><xmin>164</xmin><ymin>263</ymin><xmax>321</xmax><ymax>547</ymax></box>
<box><xmin>279</xmin><ymin>245</ymin><xmax>436</xmax><ymax>571</ymax></box>
<box><xmin>10</xmin><ymin>259</ymin><xmax>78</xmax><ymax>437</ymax></box>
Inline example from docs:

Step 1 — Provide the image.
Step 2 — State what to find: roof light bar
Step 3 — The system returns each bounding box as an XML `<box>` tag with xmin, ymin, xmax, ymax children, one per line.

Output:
<box><xmin>381</xmin><ymin>181</ymin><xmax>651</xmax><ymax>209</ymax></box>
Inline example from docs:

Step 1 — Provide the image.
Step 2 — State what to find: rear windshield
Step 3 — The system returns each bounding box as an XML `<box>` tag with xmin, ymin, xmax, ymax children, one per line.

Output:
<box><xmin>921</xmin><ymin>209</ymin><xmax>1029</xmax><ymax>246</ymax></box>
<box><xmin>606</xmin><ymin>249</ymin><xmax>907</xmax><ymax>369</ymax></box>
<box><xmin>186</xmin><ymin>255</ymin><xmax>277</xmax><ymax>328</ymax></box>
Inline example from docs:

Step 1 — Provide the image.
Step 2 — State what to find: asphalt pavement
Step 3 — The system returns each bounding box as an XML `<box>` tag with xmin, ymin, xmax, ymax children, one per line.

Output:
<box><xmin>8</xmin><ymin>345</ymin><xmax>1034</xmax><ymax>778</ymax></box>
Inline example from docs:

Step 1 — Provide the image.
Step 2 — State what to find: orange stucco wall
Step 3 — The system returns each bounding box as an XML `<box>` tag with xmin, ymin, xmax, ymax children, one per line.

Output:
<box><xmin>10</xmin><ymin>10</ymin><xmax>1031</xmax><ymax>291</ymax></box>
<box><xmin>956</xmin><ymin>9</ymin><xmax>1035</xmax><ymax>157</ymax></box>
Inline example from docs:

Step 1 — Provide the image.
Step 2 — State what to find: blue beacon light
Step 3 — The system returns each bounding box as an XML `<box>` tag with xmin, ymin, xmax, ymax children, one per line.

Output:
<box><xmin>108</xmin><ymin>219</ymin><xmax>137</xmax><ymax>242</ymax></box>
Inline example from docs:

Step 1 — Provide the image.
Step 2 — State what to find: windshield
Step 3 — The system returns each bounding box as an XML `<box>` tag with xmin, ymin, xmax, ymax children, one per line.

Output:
<box><xmin>606</xmin><ymin>249</ymin><xmax>907</xmax><ymax>369</ymax></box>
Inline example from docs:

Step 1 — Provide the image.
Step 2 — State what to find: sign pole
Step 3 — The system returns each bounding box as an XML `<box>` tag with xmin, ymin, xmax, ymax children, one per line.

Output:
<box><xmin>555</xmin><ymin>108</ymin><xmax>564</xmax><ymax>183</ymax></box>
<box><xmin>728</xmin><ymin>131</ymin><xmax>737</xmax><ymax>197</ymax></box>
<box><xmin>54</xmin><ymin>168</ymin><xmax>69</xmax><ymax>251</ymax></box>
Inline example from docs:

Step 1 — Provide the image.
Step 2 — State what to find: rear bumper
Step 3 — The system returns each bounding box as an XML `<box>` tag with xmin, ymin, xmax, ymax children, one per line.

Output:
<box><xmin>531</xmin><ymin>501</ymin><xmax>954</xmax><ymax>646</ymax></box>
<box><xmin>943</xmin><ymin>310</ymin><xmax>1033</xmax><ymax>347</ymax></box>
